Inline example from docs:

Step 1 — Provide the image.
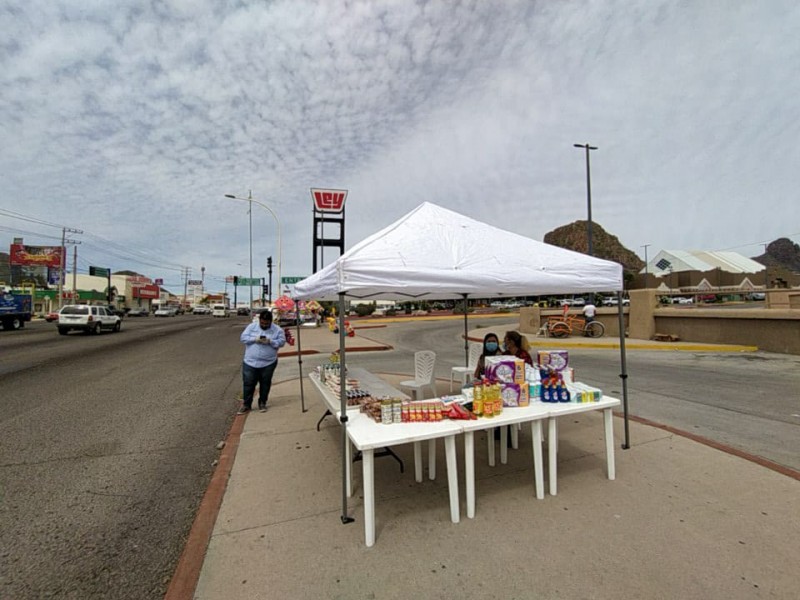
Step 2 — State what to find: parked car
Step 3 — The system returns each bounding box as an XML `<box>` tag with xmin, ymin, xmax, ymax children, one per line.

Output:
<box><xmin>57</xmin><ymin>304</ymin><xmax>121</xmax><ymax>335</ymax></box>
<box><xmin>571</xmin><ymin>297</ymin><xmax>586</xmax><ymax>307</ymax></box>
<box><xmin>126</xmin><ymin>307</ymin><xmax>149</xmax><ymax>317</ymax></box>
<box><xmin>192</xmin><ymin>305</ymin><xmax>211</xmax><ymax>315</ymax></box>
<box><xmin>672</xmin><ymin>297</ymin><xmax>694</xmax><ymax>304</ymax></box>
<box><xmin>154</xmin><ymin>307</ymin><xmax>177</xmax><ymax>317</ymax></box>
<box><xmin>237</xmin><ymin>306</ymin><xmax>251</xmax><ymax>316</ymax></box>
<box><xmin>45</xmin><ymin>310</ymin><xmax>60</xmax><ymax>322</ymax></box>
<box><xmin>212</xmin><ymin>304</ymin><xmax>230</xmax><ymax>318</ymax></box>
<box><xmin>747</xmin><ymin>292</ymin><xmax>766</xmax><ymax>301</ymax></box>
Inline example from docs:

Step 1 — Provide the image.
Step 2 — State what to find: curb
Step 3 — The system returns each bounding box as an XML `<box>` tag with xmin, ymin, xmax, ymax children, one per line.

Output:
<box><xmin>621</xmin><ymin>412</ymin><xmax>800</xmax><ymax>482</ymax></box>
<box><xmin>164</xmin><ymin>412</ymin><xmax>246</xmax><ymax>600</ymax></box>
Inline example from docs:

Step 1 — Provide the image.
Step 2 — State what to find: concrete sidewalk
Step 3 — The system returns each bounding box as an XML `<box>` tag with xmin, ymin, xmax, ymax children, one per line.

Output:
<box><xmin>182</xmin><ymin>325</ymin><xmax>797</xmax><ymax>599</ymax></box>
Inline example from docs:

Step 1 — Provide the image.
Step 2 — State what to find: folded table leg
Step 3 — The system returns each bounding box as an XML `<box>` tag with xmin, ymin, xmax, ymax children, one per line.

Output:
<box><xmin>464</xmin><ymin>431</ymin><xmax>475</xmax><ymax>518</ymax></box>
<box><xmin>444</xmin><ymin>435</ymin><xmax>460</xmax><ymax>523</ymax></box>
<box><xmin>604</xmin><ymin>408</ymin><xmax>616</xmax><ymax>480</ymax></box>
<box><xmin>414</xmin><ymin>441</ymin><xmax>423</xmax><ymax>482</ymax></box>
<box><xmin>549</xmin><ymin>417</ymin><xmax>558</xmax><ymax>496</ymax></box>
<box><xmin>429</xmin><ymin>439</ymin><xmax>436</xmax><ymax>480</ymax></box>
<box><xmin>531</xmin><ymin>420</ymin><xmax>544</xmax><ymax>499</ymax></box>
<box><xmin>363</xmin><ymin>449</ymin><xmax>375</xmax><ymax>547</ymax></box>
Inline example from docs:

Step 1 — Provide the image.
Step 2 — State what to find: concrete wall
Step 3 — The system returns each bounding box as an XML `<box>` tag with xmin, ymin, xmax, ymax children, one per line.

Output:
<box><xmin>521</xmin><ymin>291</ymin><xmax>800</xmax><ymax>355</ymax></box>
<box><xmin>653</xmin><ymin>309</ymin><xmax>800</xmax><ymax>354</ymax></box>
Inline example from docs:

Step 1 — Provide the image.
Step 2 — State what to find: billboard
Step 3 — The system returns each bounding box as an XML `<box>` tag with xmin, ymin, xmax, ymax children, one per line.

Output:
<box><xmin>9</xmin><ymin>244</ymin><xmax>63</xmax><ymax>268</ymax></box>
<box><xmin>311</xmin><ymin>188</ymin><xmax>348</xmax><ymax>213</ymax></box>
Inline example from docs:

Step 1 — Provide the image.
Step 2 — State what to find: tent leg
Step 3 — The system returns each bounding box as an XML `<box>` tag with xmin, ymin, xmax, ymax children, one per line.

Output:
<box><xmin>461</xmin><ymin>293</ymin><xmax>469</xmax><ymax>365</ymax></box>
<box><xmin>617</xmin><ymin>291</ymin><xmax>630</xmax><ymax>450</ymax></box>
<box><xmin>296</xmin><ymin>302</ymin><xmax>307</xmax><ymax>412</ymax></box>
<box><xmin>338</xmin><ymin>294</ymin><xmax>354</xmax><ymax>523</ymax></box>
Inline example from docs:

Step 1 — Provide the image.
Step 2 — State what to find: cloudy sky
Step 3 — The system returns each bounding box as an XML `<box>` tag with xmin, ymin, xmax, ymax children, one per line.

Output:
<box><xmin>2</xmin><ymin>0</ymin><xmax>799</xmax><ymax>293</ymax></box>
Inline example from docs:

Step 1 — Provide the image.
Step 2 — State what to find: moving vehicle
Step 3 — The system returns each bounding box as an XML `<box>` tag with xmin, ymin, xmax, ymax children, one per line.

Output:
<box><xmin>0</xmin><ymin>289</ymin><xmax>32</xmax><ymax>330</ymax></box>
<box><xmin>192</xmin><ymin>305</ymin><xmax>211</xmax><ymax>315</ymax></box>
<box><xmin>212</xmin><ymin>304</ymin><xmax>229</xmax><ymax>318</ymax></box>
<box><xmin>237</xmin><ymin>306</ymin><xmax>251</xmax><ymax>316</ymax></box>
<box><xmin>154</xmin><ymin>307</ymin><xmax>177</xmax><ymax>317</ymax></box>
<box><xmin>57</xmin><ymin>304</ymin><xmax>121</xmax><ymax>335</ymax></box>
<box><xmin>45</xmin><ymin>311</ymin><xmax>60</xmax><ymax>322</ymax></box>
<box><xmin>126</xmin><ymin>307</ymin><xmax>149</xmax><ymax>317</ymax></box>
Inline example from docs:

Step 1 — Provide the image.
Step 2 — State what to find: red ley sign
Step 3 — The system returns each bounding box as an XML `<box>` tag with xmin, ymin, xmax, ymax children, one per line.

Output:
<box><xmin>311</xmin><ymin>188</ymin><xmax>348</xmax><ymax>213</ymax></box>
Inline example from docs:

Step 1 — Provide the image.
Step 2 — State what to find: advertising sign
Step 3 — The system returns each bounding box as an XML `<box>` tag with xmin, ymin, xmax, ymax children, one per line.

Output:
<box><xmin>311</xmin><ymin>188</ymin><xmax>348</xmax><ymax>213</ymax></box>
<box><xmin>133</xmin><ymin>284</ymin><xmax>159</xmax><ymax>299</ymax></box>
<box><xmin>154</xmin><ymin>278</ymin><xmax>164</xmax><ymax>285</ymax></box>
<box><xmin>9</xmin><ymin>244</ymin><xmax>63</xmax><ymax>268</ymax></box>
<box><xmin>188</xmin><ymin>280</ymin><xmax>202</xmax><ymax>286</ymax></box>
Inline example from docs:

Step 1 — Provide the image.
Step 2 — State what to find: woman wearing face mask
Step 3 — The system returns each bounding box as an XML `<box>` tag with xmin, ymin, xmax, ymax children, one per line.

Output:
<box><xmin>503</xmin><ymin>330</ymin><xmax>533</xmax><ymax>366</ymax></box>
<box><xmin>474</xmin><ymin>332</ymin><xmax>503</xmax><ymax>379</ymax></box>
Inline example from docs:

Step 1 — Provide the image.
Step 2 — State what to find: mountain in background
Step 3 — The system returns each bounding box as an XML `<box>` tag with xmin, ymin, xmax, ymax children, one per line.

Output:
<box><xmin>543</xmin><ymin>221</ymin><xmax>645</xmax><ymax>276</ymax></box>
<box><xmin>752</xmin><ymin>238</ymin><xmax>800</xmax><ymax>273</ymax></box>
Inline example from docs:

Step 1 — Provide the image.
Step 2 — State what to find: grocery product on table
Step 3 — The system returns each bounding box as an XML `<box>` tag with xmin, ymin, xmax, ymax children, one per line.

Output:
<box><xmin>537</xmin><ymin>350</ymin><xmax>569</xmax><ymax>372</ymax></box>
<box><xmin>485</xmin><ymin>356</ymin><xmax>525</xmax><ymax>384</ymax></box>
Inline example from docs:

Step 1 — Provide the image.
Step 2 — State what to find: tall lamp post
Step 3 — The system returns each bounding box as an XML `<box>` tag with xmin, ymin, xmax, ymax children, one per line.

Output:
<box><xmin>642</xmin><ymin>244</ymin><xmax>650</xmax><ymax>288</ymax></box>
<box><xmin>573</xmin><ymin>143</ymin><xmax>598</xmax><ymax>256</ymax></box>
<box><xmin>224</xmin><ymin>192</ymin><xmax>282</xmax><ymax>300</ymax></box>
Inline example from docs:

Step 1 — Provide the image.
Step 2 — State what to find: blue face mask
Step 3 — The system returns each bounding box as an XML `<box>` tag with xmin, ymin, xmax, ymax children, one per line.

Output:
<box><xmin>485</xmin><ymin>341</ymin><xmax>499</xmax><ymax>352</ymax></box>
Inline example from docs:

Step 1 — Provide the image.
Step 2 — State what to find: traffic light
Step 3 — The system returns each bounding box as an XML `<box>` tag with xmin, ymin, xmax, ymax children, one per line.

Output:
<box><xmin>262</xmin><ymin>284</ymin><xmax>269</xmax><ymax>296</ymax></box>
<box><xmin>233</xmin><ymin>276</ymin><xmax>239</xmax><ymax>285</ymax></box>
<box><xmin>267</xmin><ymin>256</ymin><xmax>272</xmax><ymax>269</ymax></box>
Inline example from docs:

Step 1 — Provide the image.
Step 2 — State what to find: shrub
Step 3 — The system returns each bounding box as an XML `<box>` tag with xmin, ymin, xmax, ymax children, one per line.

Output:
<box><xmin>354</xmin><ymin>304</ymin><xmax>376</xmax><ymax>317</ymax></box>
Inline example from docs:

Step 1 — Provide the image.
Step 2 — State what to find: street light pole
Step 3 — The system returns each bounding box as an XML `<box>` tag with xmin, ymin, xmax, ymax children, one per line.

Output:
<box><xmin>248</xmin><ymin>190</ymin><xmax>253</xmax><ymax>309</ymax></box>
<box><xmin>642</xmin><ymin>244</ymin><xmax>651</xmax><ymax>288</ymax></box>
<box><xmin>224</xmin><ymin>192</ymin><xmax>282</xmax><ymax>299</ymax></box>
<box><xmin>574</xmin><ymin>143</ymin><xmax>598</xmax><ymax>256</ymax></box>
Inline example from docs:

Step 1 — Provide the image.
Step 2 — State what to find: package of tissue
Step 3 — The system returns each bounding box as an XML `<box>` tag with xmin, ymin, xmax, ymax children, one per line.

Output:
<box><xmin>537</xmin><ymin>350</ymin><xmax>569</xmax><ymax>371</ymax></box>
<box><xmin>500</xmin><ymin>382</ymin><xmax>529</xmax><ymax>407</ymax></box>
<box><xmin>485</xmin><ymin>356</ymin><xmax>525</xmax><ymax>384</ymax></box>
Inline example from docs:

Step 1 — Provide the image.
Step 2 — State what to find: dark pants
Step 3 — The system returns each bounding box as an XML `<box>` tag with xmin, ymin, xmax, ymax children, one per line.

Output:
<box><xmin>242</xmin><ymin>361</ymin><xmax>278</xmax><ymax>409</ymax></box>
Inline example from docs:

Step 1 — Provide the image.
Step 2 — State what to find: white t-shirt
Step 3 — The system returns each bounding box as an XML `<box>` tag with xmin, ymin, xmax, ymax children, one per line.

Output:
<box><xmin>582</xmin><ymin>304</ymin><xmax>597</xmax><ymax>318</ymax></box>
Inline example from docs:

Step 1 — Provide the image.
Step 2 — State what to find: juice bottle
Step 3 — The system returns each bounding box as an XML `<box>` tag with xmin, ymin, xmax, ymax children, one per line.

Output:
<box><xmin>473</xmin><ymin>380</ymin><xmax>484</xmax><ymax>416</ymax></box>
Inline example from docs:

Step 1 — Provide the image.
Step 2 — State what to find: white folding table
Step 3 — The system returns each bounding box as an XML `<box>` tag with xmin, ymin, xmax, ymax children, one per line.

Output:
<box><xmin>545</xmin><ymin>396</ymin><xmax>621</xmax><ymax>495</ymax></box>
<box><xmin>343</xmin><ymin>412</ymin><xmax>463</xmax><ymax>547</ymax></box>
<box><xmin>459</xmin><ymin>403</ymin><xmax>550</xmax><ymax>519</ymax></box>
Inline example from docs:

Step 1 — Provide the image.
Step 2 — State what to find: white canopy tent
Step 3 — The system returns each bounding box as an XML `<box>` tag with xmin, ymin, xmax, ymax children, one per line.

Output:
<box><xmin>294</xmin><ymin>202</ymin><xmax>630</xmax><ymax>522</ymax></box>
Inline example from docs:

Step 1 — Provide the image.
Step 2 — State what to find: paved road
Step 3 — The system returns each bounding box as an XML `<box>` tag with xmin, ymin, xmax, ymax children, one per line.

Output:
<box><xmin>0</xmin><ymin>315</ymin><xmax>247</xmax><ymax>599</ymax></box>
<box><xmin>2</xmin><ymin>316</ymin><xmax>798</xmax><ymax>598</ymax></box>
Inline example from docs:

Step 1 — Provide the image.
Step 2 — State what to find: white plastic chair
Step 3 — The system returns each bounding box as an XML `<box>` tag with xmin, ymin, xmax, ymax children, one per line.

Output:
<box><xmin>450</xmin><ymin>343</ymin><xmax>483</xmax><ymax>391</ymax></box>
<box><xmin>400</xmin><ymin>350</ymin><xmax>437</xmax><ymax>400</ymax></box>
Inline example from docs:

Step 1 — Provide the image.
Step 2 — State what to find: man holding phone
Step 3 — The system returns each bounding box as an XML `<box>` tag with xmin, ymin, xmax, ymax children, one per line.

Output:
<box><xmin>239</xmin><ymin>309</ymin><xmax>286</xmax><ymax>413</ymax></box>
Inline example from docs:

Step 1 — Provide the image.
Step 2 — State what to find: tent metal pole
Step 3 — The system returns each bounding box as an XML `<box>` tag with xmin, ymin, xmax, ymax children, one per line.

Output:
<box><xmin>461</xmin><ymin>293</ymin><xmax>469</xmax><ymax>365</ymax></box>
<box><xmin>338</xmin><ymin>294</ymin><xmax>354</xmax><ymax>523</ymax></box>
<box><xmin>617</xmin><ymin>291</ymin><xmax>630</xmax><ymax>449</ymax></box>
<box><xmin>296</xmin><ymin>302</ymin><xmax>306</xmax><ymax>412</ymax></box>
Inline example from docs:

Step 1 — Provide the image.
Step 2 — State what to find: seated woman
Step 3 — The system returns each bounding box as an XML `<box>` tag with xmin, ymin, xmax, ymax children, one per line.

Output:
<box><xmin>474</xmin><ymin>332</ymin><xmax>503</xmax><ymax>380</ymax></box>
<box><xmin>503</xmin><ymin>330</ymin><xmax>533</xmax><ymax>366</ymax></box>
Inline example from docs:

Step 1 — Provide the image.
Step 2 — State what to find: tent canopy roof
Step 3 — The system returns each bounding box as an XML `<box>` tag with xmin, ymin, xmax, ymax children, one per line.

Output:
<box><xmin>294</xmin><ymin>202</ymin><xmax>623</xmax><ymax>301</ymax></box>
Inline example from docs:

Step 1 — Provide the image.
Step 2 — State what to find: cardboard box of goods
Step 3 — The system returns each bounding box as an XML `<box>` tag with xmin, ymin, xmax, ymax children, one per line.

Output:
<box><xmin>485</xmin><ymin>356</ymin><xmax>525</xmax><ymax>383</ymax></box>
<box><xmin>500</xmin><ymin>382</ymin><xmax>525</xmax><ymax>407</ymax></box>
<box><xmin>566</xmin><ymin>382</ymin><xmax>603</xmax><ymax>403</ymax></box>
<box><xmin>537</xmin><ymin>350</ymin><xmax>569</xmax><ymax>371</ymax></box>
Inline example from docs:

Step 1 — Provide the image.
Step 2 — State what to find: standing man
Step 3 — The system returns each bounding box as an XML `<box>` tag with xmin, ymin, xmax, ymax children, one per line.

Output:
<box><xmin>239</xmin><ymin>309</ymin><xmax>286</xmax><ymax>414</ymax></box>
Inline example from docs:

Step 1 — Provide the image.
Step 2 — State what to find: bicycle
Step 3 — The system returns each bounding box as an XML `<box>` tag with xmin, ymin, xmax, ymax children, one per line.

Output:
<box><xmin>546</xmin><ymin>314</ymin><xmax>605</xmax><ymax>338</ymax></box>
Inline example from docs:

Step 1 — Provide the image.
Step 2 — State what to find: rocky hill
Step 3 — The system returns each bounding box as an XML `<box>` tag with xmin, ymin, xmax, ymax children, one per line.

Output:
<box><xmin>543</xmin><ymin>221</ymin><xmax>644</xmax><ymax>274</ymax></box>
<box><xmin>752</xmin><ymin>238</ymin><xmax>800</xmax><ymax>273</ymax></box>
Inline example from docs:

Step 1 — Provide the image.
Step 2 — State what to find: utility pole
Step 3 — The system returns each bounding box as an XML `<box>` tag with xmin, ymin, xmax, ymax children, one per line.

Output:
<box><xmin>573</xmin><ymin>143</ymin><xmax>598</xmax><ymax>256</ymax></box>
<box><xmin>57</xmin><ymin>226</ymin><xmax>82</xmax><ymax>310</ymax></box>
<box><xmin>72</xmin><ymin>246</ymin><xmax>77</xmax><ymax>302</ymax></box>
<box><xmin>201</xmin><ymin>265</ymin><xmax>205</xmax><ymax>300</ymax></box>
<box><xmin>182</xmin><ymin>266</ymin><xmax>191</xmax><ymax>309</ymax></box>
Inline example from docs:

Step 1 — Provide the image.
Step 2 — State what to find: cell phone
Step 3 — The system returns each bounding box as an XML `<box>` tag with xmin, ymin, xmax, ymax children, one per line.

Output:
<box><xmin>259</xmin><ymin>336</ymin><xmax>266</xmax><ymax>340</ymax></box>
